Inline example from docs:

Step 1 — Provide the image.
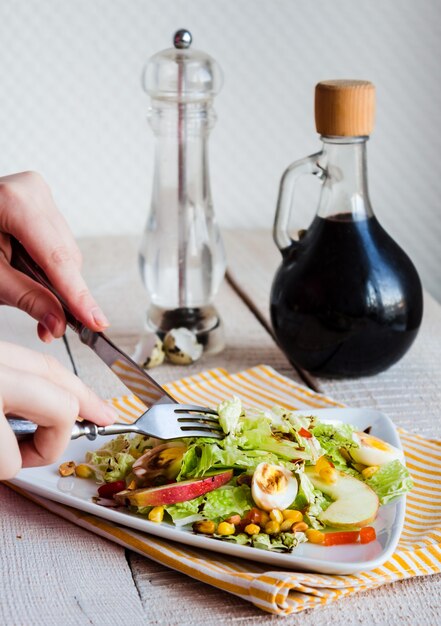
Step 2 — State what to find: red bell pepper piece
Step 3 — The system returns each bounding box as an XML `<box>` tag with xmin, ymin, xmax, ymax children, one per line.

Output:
<box><xmin>299</xmin><ymin>427</ymin><xmax>312</xmax><ymax>439</ymax></box>
<box><xmin>324</xmin><ymin>530</ymin><xmax>360</xmax><ymax>546</ymax></box>
<box><xmin>360</xmin><ymin>526</ymin><xmax>377</xmax><ymax>544</ymax></box>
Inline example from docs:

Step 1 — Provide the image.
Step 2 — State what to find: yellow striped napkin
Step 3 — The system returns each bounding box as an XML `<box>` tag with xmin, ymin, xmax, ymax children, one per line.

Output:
<box><xmin>8</xmin><ymin>365</ymin><xmax>441</xmax><ymax>616</ymax></box>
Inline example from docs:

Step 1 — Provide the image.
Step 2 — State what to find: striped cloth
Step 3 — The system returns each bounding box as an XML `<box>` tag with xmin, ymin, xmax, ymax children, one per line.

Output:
<box><xmin>8</xmin><ymin>365</ymin><xmax>441</xmax><ymax>616</ymax></box>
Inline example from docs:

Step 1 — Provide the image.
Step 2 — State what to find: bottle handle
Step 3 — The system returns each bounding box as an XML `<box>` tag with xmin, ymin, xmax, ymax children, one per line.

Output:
<box><xmin>273</xmin><ymin>151</ymin><xmax>323</xmax><ymax>255</ymax></box>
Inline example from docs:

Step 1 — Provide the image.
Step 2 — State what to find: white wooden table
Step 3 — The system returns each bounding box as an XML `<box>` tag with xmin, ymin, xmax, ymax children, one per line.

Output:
<box><xmin>2</xmin><ymin>231</ymin><xmax>441</xmax><ymax>625</ymax></box>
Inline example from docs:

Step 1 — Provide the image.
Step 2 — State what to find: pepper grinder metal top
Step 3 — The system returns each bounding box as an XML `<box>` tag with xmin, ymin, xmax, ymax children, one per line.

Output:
<box><xmin>173</xmin><ymin>28</ymin><xmax>192</xmax><ymax>49</ymax></box>
<box><xmin>139</xmin><ymin>31</ymin><xmax>226</xmax><ymax>356</ymax></box>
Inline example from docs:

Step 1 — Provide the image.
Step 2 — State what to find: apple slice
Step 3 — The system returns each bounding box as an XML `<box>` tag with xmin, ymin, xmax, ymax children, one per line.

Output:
<box><xmin>115</xmin><ymin>470</ymin><xmax>233</xmax><ymax>507</ymax></box>
<box><xmin>305</xmin><ymin>467</ymin><xmax>379</xmax><ymax>529</ymax></box>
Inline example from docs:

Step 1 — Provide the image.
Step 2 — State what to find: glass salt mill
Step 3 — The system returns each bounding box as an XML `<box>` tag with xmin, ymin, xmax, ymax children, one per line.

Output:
<box><xmin>139</xmin><ymin>29</ymin><xmax>226</xmax><ymax>354</ymax></box>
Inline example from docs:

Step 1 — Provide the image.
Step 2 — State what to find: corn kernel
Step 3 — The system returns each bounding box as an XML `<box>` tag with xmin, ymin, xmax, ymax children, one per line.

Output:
<box><xmin>282</xmin><ymin>509</ymin><xmax>303</xmax><ymax>523</ymax></box>
<box><xmin>217</xmin><ymin>522</ymin><xmax>235</xmax><ymax>536</ymax></box>
<box><xmin>260</xmin><ymin>510</ymin><xmax>270</xmax><ymax>525</ymax></box>
<box><xmin>58</xmin><ymin>461</ymin><xmax>76</xmax><ymax>477</ymax></box>
<box><xmin>315</xmin><ymin>455</ymin><xmax>331</xmax><ymax>473</ymax></box>
<box><xmin>319</xmin><ymin>466</ymin><xmax>338</xmax><ymax>484</ymax></box>
<box><xmin>193</xmin><ymin>520</ymin><xmax>216</xmax><ymax>534</ymax></box>
<box><xmin>269</xmin><ymin>509</ymin><xmax>284</xmax><ymax>524</ymax></box>
<box><xmin>361</xmin><ymin>466</ymin><xmax>379</xmax><ymax>479</ymax></box>
<box><xmin>129</xmin><ymin>447</ymin><xmax>143</xmax><ymax>459</ymax></box>
<box><xmin>148</xmin><ymin>506</ymin><xmax>164</xmax><ymax>523</ymax></box>
<box><xmin>306</xmin><ymin>529</ymin><xmax>325</xmax><ymax>544</ymax></box>
<box><xmin>292</xmin><ymin>521</ymin><xmax>309</xmax><ymax>533</ymax></box>
<box><xmin>264</xmin><ymin>521</ymin><xmax>280</xmax><ymax>535</ymax></box>
<box><xmin>244</xmin><ymin>523</ymin><xmax>260</xmax><ymax>536</ymax></box>
<box><xmin>75</xmin><ymin>464</ymin><xmax>94</xmax><ymax>479</ymax></box>
<box><xmin>280</xmin><ymin>519</ymin><xmax>295</xmax><ymax>532</ymax></box>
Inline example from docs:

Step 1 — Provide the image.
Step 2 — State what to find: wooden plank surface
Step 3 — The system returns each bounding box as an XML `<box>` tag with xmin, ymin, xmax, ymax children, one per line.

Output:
<box><xmin>2</xmin><ymin>231</ymin><xmax>441</xmax><ymax>625</ymax></box>
<box><xmin>0</xmin><ymin>308</ymin><xmax>146</xmax><ymax>626</ymax></box>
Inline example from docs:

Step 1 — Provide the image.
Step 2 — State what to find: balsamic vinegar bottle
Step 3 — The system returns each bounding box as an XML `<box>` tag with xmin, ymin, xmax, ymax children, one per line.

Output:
<box><xmin>270</xmin><ymin>80</ymin><xmax>423</xmax><ymax>377</ymax></box>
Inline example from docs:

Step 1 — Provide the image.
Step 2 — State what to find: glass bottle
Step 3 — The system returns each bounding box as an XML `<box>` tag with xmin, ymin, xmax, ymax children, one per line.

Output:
<box><xmin>139</xmin><ymin>30</ymin><xmax>226</xmax><ymax>354</ymax></box>
<box><xmin>270</xmin><ymin>80</ymin><xmax>423</xmax><ymax>377</ymax></box>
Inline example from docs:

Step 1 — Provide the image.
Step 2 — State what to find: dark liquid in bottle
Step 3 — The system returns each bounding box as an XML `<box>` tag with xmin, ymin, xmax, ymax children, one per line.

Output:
<box><xmin>270</xmin><ymin>214</ymin><xmax>423</xmax><ymax>377</ymax></box>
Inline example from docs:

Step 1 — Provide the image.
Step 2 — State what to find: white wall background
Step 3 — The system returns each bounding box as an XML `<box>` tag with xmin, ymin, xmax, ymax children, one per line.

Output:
<box><xmin>0</xmin><ymin>0</ymin><xmax>440</xmax><ymax>298</ymax></box>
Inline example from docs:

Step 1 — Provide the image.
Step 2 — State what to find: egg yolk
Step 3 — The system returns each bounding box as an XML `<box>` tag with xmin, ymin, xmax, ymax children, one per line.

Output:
<box><xmin>256</xmin><ymin>465</ymin><xmax>288</xmax><ymax>493</ymax></box>
<box><xmin>361</xmin><ymin>434</ymin><xmax>390</xmax><ymax>451</ymax></box>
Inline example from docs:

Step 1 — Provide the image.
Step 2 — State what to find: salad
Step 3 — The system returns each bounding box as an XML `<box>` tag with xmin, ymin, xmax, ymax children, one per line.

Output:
<box><xmin>63</xmin><ymin>398</ymin><xmax>413</xmax><ymax>553</ymax></box>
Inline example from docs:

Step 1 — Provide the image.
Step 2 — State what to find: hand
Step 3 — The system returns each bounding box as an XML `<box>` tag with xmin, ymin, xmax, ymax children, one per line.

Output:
<box><xmin>0</xmin><ymin>342</ymin><xmax>117</xmax><ymax>480</ymax></box>
<box><xmin>0</xmin><ymin>171</ymin><xmax>109</xmax><ymax>342</ymax></box>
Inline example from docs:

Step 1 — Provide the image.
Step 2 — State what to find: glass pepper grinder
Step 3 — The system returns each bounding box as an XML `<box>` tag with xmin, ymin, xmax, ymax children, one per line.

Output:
<box><xmin>270</xmin><ymin>80</ymin><xmax>423</xmax><ymax>377</ymax></box>
<box><xmin>139</xmin><ymin>29</ymin><xmax>226</xmax><ymax>354</ymax></box>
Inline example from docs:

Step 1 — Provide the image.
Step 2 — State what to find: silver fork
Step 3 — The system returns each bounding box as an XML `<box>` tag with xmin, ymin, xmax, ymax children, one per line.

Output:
<box><xmin>9</xmin><ymin>404</ymin><xmax>223</xmax><ymax>442</ymax></box>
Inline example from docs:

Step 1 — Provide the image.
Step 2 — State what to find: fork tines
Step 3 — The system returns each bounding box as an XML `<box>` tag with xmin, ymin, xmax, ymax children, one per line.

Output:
<box><xmin>173</xmin><ymin>405</ymin><xmax>219</xmax><ymax>416</ymax></box>
<box><xmin>177</xmin><ymin>413</ymin><xmax>220</xmax><ymax>424</ymax></box>
<box><xmin>179</xmin><ymin>428</ymin><xmax>223</xmax><ymax>439</ymax></box>
<box><xmin>172</xmin><ymin>404</ymin><xmax>223</xmax><ymax>439</ymax></box>
<box><xmin>174</xmin><ymin>405</ymin><xmax>220</xmax><ymax>425</ymax></box>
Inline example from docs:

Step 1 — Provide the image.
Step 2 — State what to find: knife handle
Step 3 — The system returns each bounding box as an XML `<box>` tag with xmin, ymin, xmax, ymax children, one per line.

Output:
<box><xmin>9</xmin><ymin>237</ymin><xmax>83</xmax><ymax>334</ymax></box>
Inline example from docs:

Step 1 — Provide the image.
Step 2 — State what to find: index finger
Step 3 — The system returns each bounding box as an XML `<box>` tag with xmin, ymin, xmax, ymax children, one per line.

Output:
<box><xmin>1</xmin><ymin>174</ymin><xmax>109</xmax><ymax>330</ymax></box>
<box><xmin>19</xmin><ymin>216</ymin><xmax>108</xmax><ymax>330</ymax></box>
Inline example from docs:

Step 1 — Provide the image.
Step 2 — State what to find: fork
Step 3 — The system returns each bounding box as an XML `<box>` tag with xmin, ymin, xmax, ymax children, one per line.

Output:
<box><xmin>9</xmin><ymin>404</ymin><xmax>223</xmax><ymax>442</ymax></box>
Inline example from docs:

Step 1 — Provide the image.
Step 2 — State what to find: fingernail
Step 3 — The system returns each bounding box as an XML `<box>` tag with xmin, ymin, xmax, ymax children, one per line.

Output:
<box><xmin>91</xmin><ymin>307</ymin><xmax>110</xmax><ymax>329</ymax></box>
<box><xmin>41</xmin><ymin>313</ymin><xmax>61</xmax><ymax>337</ymax></box>
<box><xmin>101</xmin><ymin>401</ymin><xmax>118</xmax><ymax>423</ymax></box>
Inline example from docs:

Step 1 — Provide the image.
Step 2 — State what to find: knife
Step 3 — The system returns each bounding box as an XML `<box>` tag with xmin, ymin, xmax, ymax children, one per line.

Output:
<box><xmin>8</xmin><ymin>237</ymin><xmax>175</xmax><ymax>438</ymax></box>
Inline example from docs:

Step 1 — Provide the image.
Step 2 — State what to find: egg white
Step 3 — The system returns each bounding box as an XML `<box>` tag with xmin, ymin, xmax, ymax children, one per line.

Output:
<box><xmin>350</xmin><ymin>432</ymin><xmax>404</xmax><ymax>466</ymax></box>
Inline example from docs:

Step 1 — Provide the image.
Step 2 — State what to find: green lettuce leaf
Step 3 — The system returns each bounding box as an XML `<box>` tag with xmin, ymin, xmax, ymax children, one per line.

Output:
<box><xmin>137</xmin><ymin>505</ymin><xmax>153</xmax><ymax>516</ymax></box>
<box><xmin>178</xmin><ymin>399</ymin><xmax>322</xmax><ymax>481</ymax></box>
<box><xmin>85</xmin><ymin>434</ymin><xmax>154</xmax><ymax>482</ymax></box>
<box><xmin>202</xmin><ymin>484</ymin><xmax>253</xmax><ymax>521</ymax></box>
<box><xmin>312</xmin><ymin>422</ymin><xmax>358</xmax><ymax>471</ymax></box>
<box><xmin>217</xmin><ymin>397</ymin><xmax>243</xmax><ymax>435</ymax></box>
<box><xmin>165</xmin><ymin>496</ymin><xmax>205</xmax><ymax>527</ymax></box>
<box><xmin>177</xmin><ymin>439</ymin><xmax>285</xmax><ymax>480</ymax></box>
<box><xmin>214</xmin><ymin>533</ymin><xmax>250</xmax><ymax>546</ymax></box>
<box><xmin>128</xmin><ymin>434</ymin><xmax>158</xmax><ymax>456</ymax></box>
<box><xmin>292</xmin><ymin>471</ymin><xmax>330</xmax><ymax>528</ymax></box>
<box><xmin>165</xmin><ymin>484</ymin><xmax>253</xmax><ymax>526</ymax></box>
<box><xmin>365</xmin><ymin>460</ymin><xmax>413</xmax><ymax>504</ymax></box>
<box><xmin>217</xmin><ymin>532</ymin><xmax>306</xmax><ymax>552</ymax></box>
<box><xmin>234</xmin><ymin>411</ymin><xmax>317</xmax><ymax>461</ymax></box>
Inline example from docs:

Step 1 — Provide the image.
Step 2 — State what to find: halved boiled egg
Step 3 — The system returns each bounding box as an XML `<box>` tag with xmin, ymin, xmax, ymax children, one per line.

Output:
<box><xmin>251</xmin><ymin>462</ymin><xmax>298</xmax><ymax>511</ymax></box>
<box><xmin>349</xmin><ymin>432</ymin><xmax>404</xmax><ymax>466</ymax></box>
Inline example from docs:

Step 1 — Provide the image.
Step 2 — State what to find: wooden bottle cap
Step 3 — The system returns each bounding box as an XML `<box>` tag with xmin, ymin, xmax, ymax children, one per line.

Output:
<box><xmin>314</xmin><ymin>80</ymin><xmax>376</xmax><ymax>136</ymax></box>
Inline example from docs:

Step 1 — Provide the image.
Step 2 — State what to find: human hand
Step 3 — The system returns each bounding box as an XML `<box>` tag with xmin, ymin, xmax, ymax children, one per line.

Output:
<box><xmin>0</xmin><ymin>171</ymin><xmax>109</xmax><ymax>342</ymax></box>
<box><xmin>0</xmin><ymin>341</ymin><xmax>117</xmax><ymax>480</ymax></box>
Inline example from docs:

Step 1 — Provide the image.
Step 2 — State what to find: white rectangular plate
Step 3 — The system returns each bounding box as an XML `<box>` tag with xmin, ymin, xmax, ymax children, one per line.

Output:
<box><xmin>11</xmin><ymin>407</ymin><xmax>406</xmax><ymax>575</ymax></box>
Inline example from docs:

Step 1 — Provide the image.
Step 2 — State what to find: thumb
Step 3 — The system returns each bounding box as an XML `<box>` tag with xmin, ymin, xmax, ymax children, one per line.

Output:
<box><xmin>0</xmin><ymin>260</ymin><xmax>66</xmax><ymax>340</ymax></box>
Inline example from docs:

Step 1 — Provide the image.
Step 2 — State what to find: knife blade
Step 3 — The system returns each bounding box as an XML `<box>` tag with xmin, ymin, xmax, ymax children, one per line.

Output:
<box><xmin>78</xmin><ymin>327</ymin><xmax>175</xmax><ymax>407</ymax></box>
